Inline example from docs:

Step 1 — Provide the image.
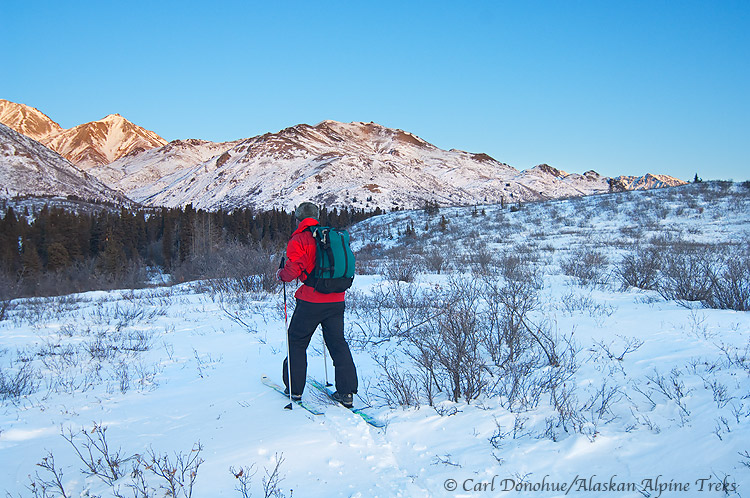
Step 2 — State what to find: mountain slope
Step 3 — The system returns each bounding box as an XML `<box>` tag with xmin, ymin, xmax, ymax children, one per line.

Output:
<box><xmin>0</xmin><ymin>122</ymin><xmax>130</xmax><ymax>203</ymax></box>
<box><xmin>0</xmin><ymin>99</ymin><xmax>63</xmax><ymax>142</ymax></box>
<box><xmin>126</xmin><ymin>120</ymin><xmax>527</xmax><ymax>211</ymax></box>
<box><xmin>1</xmin><ymin>99</ymin><xmax>687</xmax><ymax>211</ymax></box>
<box><xmin>614</xmin><ymin>173</ymin><xmax>686</xmax><ymax>190</ymax></box>
<box><xmin>105</xmin><ymin>120</ymin><xmax>649</xmax><ymax>211</ymax></box>
<box><xmin>42</xmin><ymin>113</ymin><xmax>168</xmax><ymax>169</ymax></box>
<box><xmin>89</xmin><ymin>138</ymin><xmax>243</xmax><ymax>195</ymax></box>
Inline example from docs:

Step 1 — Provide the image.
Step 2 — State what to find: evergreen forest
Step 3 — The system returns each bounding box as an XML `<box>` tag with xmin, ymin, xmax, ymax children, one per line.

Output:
<box><xmin>0</xmin><ymin>200</ymin><xmax>381</xmax><ymax>300</ymax></box>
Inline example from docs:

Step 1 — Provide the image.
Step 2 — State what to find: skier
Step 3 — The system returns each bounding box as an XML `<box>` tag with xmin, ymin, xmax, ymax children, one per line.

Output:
<box><xmin>276</xmin><ymin>202</ymin><xmax>358</xmax><ymax>408</ymax></box>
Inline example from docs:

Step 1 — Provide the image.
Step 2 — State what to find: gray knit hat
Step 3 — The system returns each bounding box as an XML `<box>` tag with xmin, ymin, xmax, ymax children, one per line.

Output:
<box><xmin>295</xmin><ymin>202</ymin><xmax>320</xmax><ymax>221</ymax></box>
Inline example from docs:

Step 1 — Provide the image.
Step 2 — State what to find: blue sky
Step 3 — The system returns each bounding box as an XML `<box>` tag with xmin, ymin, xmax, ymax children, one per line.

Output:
<box><xmin>2</xmin><ymin>0</ymin><xmax>748</xmax><ymax>180</ymax></box>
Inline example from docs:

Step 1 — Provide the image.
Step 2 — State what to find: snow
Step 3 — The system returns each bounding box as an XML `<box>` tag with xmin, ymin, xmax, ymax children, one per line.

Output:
<box><xmin>89</xmin><ymin>120</ymin><xmax>687</xmax><ymax>212</ymax></box>
<box><xmin>0</xmin><ymin>123</ymin><xmax>129</xmax><ymax>203</ymax></box>
<box><xmin>90</xmin><ymin>138</ymin><xmax>245</xmax><ymax>193</ymax></box>
<box><xmin>2</xmin><ymin>99</ymin><xmax>687</xmax><ymax>213</ymax></box>
<box><xmin>1</xmin><ymin>183</ymin><xmax>748</xmax><ymax>497</ymax></box>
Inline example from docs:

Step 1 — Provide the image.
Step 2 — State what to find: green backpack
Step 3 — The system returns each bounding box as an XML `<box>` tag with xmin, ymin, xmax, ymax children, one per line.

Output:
<box><xmin>303</xmin><ymin>226</ymin><xmax>355</xmax><ymax>293</ymax></box>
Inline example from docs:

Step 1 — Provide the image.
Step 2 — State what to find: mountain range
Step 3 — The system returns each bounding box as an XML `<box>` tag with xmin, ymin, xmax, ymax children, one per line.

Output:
<box><xmin>0</xmin><ymin>99</ymin><xmax>686</xmax><ymax>211</ymax></box>
<box><xmin>0</xmin><ymin>99</ymin><xmax>167</xmax><ymax>169</ymax></box>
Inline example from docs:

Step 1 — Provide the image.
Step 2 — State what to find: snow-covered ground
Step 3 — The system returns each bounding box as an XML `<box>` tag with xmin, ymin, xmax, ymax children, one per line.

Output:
<box><xmin>1</xmin><ymin>182</ymin><xmax>748</xmax><ymax>497</ymax></box>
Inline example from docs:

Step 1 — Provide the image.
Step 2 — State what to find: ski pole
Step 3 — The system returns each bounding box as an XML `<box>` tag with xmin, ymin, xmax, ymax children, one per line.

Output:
<box><xmin>322</xmin><ymin>333</ymin><xmax>332</xmax><ymax>387</ymax></box>
<box><xmin>280</xmin><ymin>257</ymin><xmax>293</xmax><ymax>410</ymax></box>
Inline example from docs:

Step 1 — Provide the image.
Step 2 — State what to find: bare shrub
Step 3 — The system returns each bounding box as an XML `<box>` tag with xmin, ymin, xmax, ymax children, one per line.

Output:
<box><xmin>27</xmin><ymin>452</ymin><xmax>70</xmax><ymax>498</ymax></box>
<box><xmin>230</xmin><ymin>464</ymin><xmax>257</xmax><ymax>498</ymax></box>
<box><xmin>372</xmin><ymin>353</ymin><xmax>421</xmax><ymax>408</ymax></box>
<box><xmin>410</xmin><ymin>279</ymin><xmax>486</xmax><ymax>403</ymax></box>
<box><xmin>262</xmin><ymin>452</ymin><xmax>289</xmax><ymax>498</ymax></box>
<box><xmin>548</xmin><ymin>382</ymin><xmax>584</xmax><ymax>438</ymax></box>
<box><xmin>581</xmin><ymin>380</ymin><xmax>623</xmax><ymax>426</ymax></box>
<box><xmin>615</xmin><ymin>244</ymin><xmax>661</xmax><ymax>290</ymax></box>
<box><xmin>560</xmin><ymin>247</ymin><xmax>609</xmax><ymax>286</ymax></box>
<box><xmin>354</xmin><ymin>242</ymin><xmax>383</xmax><ymax>275</ymax></box>
<box><xmin>645</xmin><ymin>368</ymin><xmax>692</xmax><ymax>425</ymax></box>
<box><xmin>346</xmin><ymin>281</ymin><xmax>441</xmax><ymax>347</ymax></box>
<box><xmin>715</xmin><ymin>339</ymin><xmax>750</xmax><ymax>374</ymax></box>
<box><xmin>705</xmin><ymin>247</ymin><xmax>750</xmax><ymax>311</ymax></box>
<box><xmin>480</xmin><ymin>253</ymin><xmax>542</xmax><ymax>368</ymax></box>
<box><xmin>63</xmin><ymin>422</ymin><xmax>130</xmax><ymax>486</ymax></box>
<box><xmin>0</xmin><ymin>361</ymin><xmax>38</xmax><ymax>401</ymax></box>
<box><xmin>420</xmin><ymin>246</ymin><xmax>448</xmax><ymax>274</ymax></box>
<box><xmin>559</xmin><ymin>291</ymin><xmax>616</xmax><ymax>320</ymax></box>
<box><xmin>142</xmin><ymin>442</ymin><xmax>204</xmax><ymax>498</ymax></box>
<box><xmin>382</xmin><ymin>255</ymin><xmax>421</xmax><ymax>283</ymax></box>
<box><xmin>364</xmin><ymin>250</ymin><xmax>582</xmax><ymax>414</ymax></box>
<box><xmin>173</xmin><ymin>241</ymin><xmax>278</xmax><ymax>293</ymax></box>
<box><xmin>657</xmin><ymin>242</ymin><xmax>717</xmax><ymax>306</ymax></box>
<box><xmin>21</xmin><ymin>427</ymin><xmax>206</xmax><ymax>498</ymax></box>
<box><xmin>467</xmin><ymin>244</ymin><xmax>498</xmax><ymax>276</ymax></box>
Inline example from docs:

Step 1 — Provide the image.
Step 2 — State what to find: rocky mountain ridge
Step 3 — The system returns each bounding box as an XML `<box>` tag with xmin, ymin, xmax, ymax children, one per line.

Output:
<box><xmin>104</xmin><ymin>120</ymin><xmax>684</xmax><ymax>211</ymax></box>
<box><xmin>0</xmin><ymin>99</ymin><xmax>687</xmax><ymax>212</ymax></box>
<box><xmin>0</xmin><ymin>100</ymin><xmax>166</xmax><ymax>169</ymax></box>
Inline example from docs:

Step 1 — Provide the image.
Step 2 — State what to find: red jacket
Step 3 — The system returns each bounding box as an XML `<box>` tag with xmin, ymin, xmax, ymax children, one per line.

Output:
<box><xmin>278</xmin><ymin>218</ymin><xmax>346</xmax><ymax>303</ymax></box>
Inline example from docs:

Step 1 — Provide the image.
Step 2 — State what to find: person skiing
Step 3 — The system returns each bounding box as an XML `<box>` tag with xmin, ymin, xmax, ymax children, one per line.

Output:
<box><xmin>276</xmin><ymin>202</ymin><xmax>358</xmax><ymax>408</ymax></box>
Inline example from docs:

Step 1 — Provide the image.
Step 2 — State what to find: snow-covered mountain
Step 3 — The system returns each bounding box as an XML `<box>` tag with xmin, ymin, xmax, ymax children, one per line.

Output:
<box><xmin>89</xmin><ymin>138</ymin><xmax>244</xmax><ymax>196</ymax></box>
<box><xmin>1</xmin><ymin>99</ymin><xmax>687</xmax><ymax>211</ymax></box>
<box><xmin>110</xmin><ymin>120</ymin><xmax>531</xmax><ymax>211</ymax></box>
<box><xmin>0</xmin><ymin>122</ymin><xmax>129</xmax><ymax>203</ymax></box>
<box><xmin>41</xmin><ymin>113</ymin><xmax>167</xmax><ymax>169</ymax></box>
<box><xmin>0</xmin><ymin>99</ymin><xmax>167</xmax><ymax>169</ymax></box>
<box><xmin>514</xmin><ymin>164</ymin><xmax>621</xmax><ymax>199</ymax></box>
<box><xmin>98</xmin><ymin>120</ymin><xmax>674</xmax><ymax>212</ymax></box>
<box><xmin>614</xmin><ymin>173</ymin><xmax>686</xmax><ymax>190</ymax></box>
<box><xmin>0</xmin><ymin>99</ymin><xmax>63</xmax><ymax>142</ymax></box>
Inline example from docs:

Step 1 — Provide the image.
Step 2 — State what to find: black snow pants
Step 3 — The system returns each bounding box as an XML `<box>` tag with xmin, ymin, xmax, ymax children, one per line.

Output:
<box><xmin>282</xmin><ymin>299</ymin><xmax>358</xmax><ymax>396</ymax></box>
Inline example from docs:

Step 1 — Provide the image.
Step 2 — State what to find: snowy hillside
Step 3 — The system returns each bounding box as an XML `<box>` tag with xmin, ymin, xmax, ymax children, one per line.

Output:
<box><xmin>89</xmin><ymin>138</ymin><xmax>244</xmax><ymax>194</ymax></box>
<box><xmin>1</xmin><ymin>99</ymin><xmax>687</xmax><ymax>212</ymax></box>
<box><xmin>614</xmin><ymin>173</ymin><xmax>688</xmax><ymax>190</ymax></box>
<box><xmin>513</xmin><ymin>165</ymin><xmax>615</xmax><ymax>198</ymax></box>
<box><xmin>103</xmin><ymin>120</ymin><xmax>684</xmax><ymax>212</ymax></box>
<box><xmin>0</xmin><ymin>123</ymin><xmax>130</xmax><ymax>203</ymax></box>
<box><xmin>1</xmin><ymin>182</ymin><xmax>748</xmax><ymax>497</ymax></box>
